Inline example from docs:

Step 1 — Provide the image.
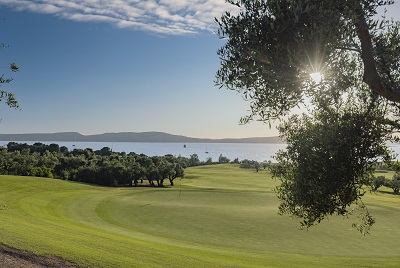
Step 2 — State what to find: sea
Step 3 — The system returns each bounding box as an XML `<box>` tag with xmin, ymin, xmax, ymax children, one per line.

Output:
<box><xmin>0</xmin><ymin>141</ymin><xmax>286</xmax><ymax>162</ymax></box>
<box><xmin>0</xmin><ymin>141</ymin><xmax>399</xmax><ymax>162</ymax></box>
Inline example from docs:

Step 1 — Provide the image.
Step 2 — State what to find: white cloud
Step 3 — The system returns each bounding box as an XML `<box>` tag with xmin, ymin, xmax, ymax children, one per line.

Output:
<box><xmin>0</xmin><ymin>0</ymin><xmax>237</xmax><ymax>35</ymax></box>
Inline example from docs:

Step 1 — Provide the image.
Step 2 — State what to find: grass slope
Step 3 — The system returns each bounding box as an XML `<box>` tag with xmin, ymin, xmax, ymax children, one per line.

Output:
<box><xmin>0</xmin><ymin>164</ymin><xmax>399</xmax><ymax>267</ymax></box>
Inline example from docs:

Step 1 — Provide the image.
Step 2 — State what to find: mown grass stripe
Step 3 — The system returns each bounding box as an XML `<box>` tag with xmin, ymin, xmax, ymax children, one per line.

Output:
<box><xmin>0</xmin><ymin>165</ymin><xmax>399</xmax><ymax>267</ymax></box>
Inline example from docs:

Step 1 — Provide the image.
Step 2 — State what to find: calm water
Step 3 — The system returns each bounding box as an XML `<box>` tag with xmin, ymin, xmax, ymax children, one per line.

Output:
<box><xmin>1</xmin><ymin>141</ymin><xmax>399</xmax><ymax>162</ymax></box>
<box><xmin>0</xmin><ymin>141</ymin><xmax>286</xmax><ymax>162</ymax></box>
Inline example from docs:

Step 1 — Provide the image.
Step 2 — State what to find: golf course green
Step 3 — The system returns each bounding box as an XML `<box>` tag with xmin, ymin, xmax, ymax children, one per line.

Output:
<box><xmin>0</xmin><ymin>164</ymin><xmax>399</xmax><ymax>267</ymax></box>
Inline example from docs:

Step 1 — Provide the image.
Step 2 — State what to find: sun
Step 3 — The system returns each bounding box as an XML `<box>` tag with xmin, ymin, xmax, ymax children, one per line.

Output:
<box><xmin>310</xmin><ymin>72</ymin><xmax>322</xmax><ymax>84</ymax></box>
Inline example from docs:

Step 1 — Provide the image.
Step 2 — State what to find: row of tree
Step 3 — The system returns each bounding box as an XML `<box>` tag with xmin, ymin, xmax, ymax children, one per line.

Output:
<box><xmin>0</xmin><ymin>142</ymin><xmax>251</xmax><ymax>187</ymax></box>
<box><xmin>239</xmin><ymin>159</ymin><xmax>272</xmax><ymax>171</ymax></box>
<box><xmin>371</xmin><ymin>173</ymin><xmax>400</xmax><ymax>194</ymax></box>
<box><xmin>0</xmin><ymin>142</ymin><xmax>192</xmax><ymax>187</ymax></box>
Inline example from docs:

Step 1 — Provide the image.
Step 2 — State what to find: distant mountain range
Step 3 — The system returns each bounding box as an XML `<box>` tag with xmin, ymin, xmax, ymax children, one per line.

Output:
<box><xmin>0</xmin><ymin>132</ymin><xmax>283</xmax><ymax>144</ymax></box>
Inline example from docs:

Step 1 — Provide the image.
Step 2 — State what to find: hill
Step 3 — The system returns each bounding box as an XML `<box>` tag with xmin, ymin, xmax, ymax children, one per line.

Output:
<box><xmin>0</xmin><ymin>131</ymin><xmax>283</xmax><ymax>143</ymax></box>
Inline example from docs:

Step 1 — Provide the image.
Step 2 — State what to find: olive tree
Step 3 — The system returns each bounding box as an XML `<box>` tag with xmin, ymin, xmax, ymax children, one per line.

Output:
<box><xmin>370</xmin><ymin>175</ymin><xmax>386</xmax><ymax>191</ymax></box>
<box><xmin>216</xmin><ymin>0</ymin><xmax>400</xmax><ymax>233</ymax></box>
<box><xmin>386</xmin><ymin>172</ymin><xmax>400</xmax><ymax>194</ymax></box>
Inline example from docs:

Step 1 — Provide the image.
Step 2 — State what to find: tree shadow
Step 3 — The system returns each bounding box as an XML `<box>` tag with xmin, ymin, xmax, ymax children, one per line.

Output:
<box><xmin>376</xmin><ymin>189</ymin><xmax>399</xmax><ymax>196</ymax></box>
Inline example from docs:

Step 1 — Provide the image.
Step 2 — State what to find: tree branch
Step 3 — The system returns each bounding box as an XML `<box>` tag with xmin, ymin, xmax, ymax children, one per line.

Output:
<box><xmin>355</xmin><ymin>12</ymin><xmax>400</xmax><ymax>103</ymax></box>
<box><xmin>335</xmin><ymin>46</ymin><xmax>361</xmax><ymax>53</ymax></box>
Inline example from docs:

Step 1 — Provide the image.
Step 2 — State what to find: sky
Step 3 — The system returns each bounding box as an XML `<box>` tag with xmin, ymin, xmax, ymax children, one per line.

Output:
<box><xmin>0</xmin><ymin>1</ymin><xmax>399</xmax><ymax>139</ymax></box>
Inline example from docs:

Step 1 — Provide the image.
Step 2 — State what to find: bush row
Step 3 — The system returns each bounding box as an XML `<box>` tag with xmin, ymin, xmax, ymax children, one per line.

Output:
<box><xmin>0</xmin><ymin>142</ymin><xmax>200</xmax><ymax>187</ymax></box>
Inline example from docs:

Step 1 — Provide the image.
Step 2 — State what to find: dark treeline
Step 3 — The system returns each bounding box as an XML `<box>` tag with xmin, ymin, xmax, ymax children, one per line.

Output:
<box><xmin>0</xmin><ymin>142</ymin><xmax>205</xmax><ymax>187</ymax></box>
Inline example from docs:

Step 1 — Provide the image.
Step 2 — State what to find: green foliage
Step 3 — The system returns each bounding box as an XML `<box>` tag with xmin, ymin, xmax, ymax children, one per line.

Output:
<box><xmin>30</xmin><ymin>166</ymin><xmax>53</xmax><ymax>178</ymax></box>
<box><xmin>370</xmin><ymin>175</ymin><xmax>386</xmax><ymax>191</ymax></box>
<box><xmin>0</xmin><ymin>142</ymin><xmax>187</xmax><ymax>187</ymax></box>
<box><xmin>205</xmin><ymin>157</ymin><xmax>213</xmax><ymax>165</ymax></box>
<box><xmin>262</xmin><ymin>161</ymin><xmax>271</xmax><ymax>169</ymax></box>
<box><xmin>240</xmin><ymin>159</ymin><xmax>259</xmax><ymax>170</ymax></box>
<box><xmin>218</xmin><ymin>154</ymin><xmax>230</xmax><ymax>163</ymax></box>
<box><xmin>189</xmin><ymin>154</ymin><xmax>200</xmax><ymax>166</ymax></box>
<box><xmin>0</xmin><ymin>38</ymin><xmax>19</xmax><ymax>110</ymax></box>
<box><xmin>272</xmin><ymin>106</ymin><xmax>392</xmax><ymax>233</ymax></box>
<box><xmin>385</xmin><ymin>172</ymin><xmax>400</xmax><ymax>194</ymax></box>
<box><xmin>216</xmin><ymin>0</ymin><xmax>400</xmax><ymax>233</ymax></box>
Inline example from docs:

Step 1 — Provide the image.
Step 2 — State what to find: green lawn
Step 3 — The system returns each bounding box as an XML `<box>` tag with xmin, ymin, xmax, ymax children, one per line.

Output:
<box><xmin>1</xmin><ymin>164</ymin><xmax>399</xmax><ymax>267</ymax></box>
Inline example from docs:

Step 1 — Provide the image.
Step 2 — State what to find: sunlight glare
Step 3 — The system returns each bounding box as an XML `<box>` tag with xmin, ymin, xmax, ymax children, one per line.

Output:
<box><xmin>310</xmin><ymin>72</ymin><xmax>322</xmax><ymax>84</ymax></box>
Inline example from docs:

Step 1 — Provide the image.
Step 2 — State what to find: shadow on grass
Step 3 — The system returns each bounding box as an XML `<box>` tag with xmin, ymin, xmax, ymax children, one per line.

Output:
<box><xmin>375</xmin><ymin>189</ymin><xmax>399</xmax><ymax>196</ymax></box>
<box><xmin>64</xmin><ymin>179</ymin><xmax>174</xmax><ymax>189</ymax></box>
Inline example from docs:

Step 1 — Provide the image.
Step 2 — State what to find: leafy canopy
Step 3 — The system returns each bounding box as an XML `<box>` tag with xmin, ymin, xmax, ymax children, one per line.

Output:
<box><xmin>216</xmin><ymin>0</ymin><xmax>400</xmax><ymax>233</ymax></box>
<box><xmin>0</xmin><ymin>42</ymin><xmax>19</xmax><ymax>110</ymax></box>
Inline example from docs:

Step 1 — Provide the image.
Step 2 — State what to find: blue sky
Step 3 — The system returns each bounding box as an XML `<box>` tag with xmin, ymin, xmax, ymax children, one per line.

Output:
<box><xmin>0</xmin><ymin>1</ymin><xmax>399</xmax><ymax>139</ymax></box>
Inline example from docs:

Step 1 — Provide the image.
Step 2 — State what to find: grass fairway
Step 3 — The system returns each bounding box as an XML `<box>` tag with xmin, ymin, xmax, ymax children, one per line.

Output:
<box><xmin>1</xmin><ymin>164</ymin><xmax>400</xmax><ymax>267</ymax></box>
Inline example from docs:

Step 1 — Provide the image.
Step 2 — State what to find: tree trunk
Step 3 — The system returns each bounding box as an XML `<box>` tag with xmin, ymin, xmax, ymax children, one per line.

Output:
<box><xmin>354</xmin><ymin>5</ymin><xmax>400</xmax><ymax>103</ymax></box>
